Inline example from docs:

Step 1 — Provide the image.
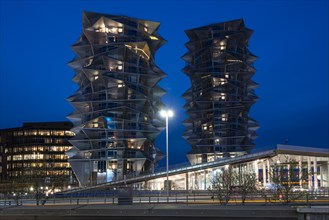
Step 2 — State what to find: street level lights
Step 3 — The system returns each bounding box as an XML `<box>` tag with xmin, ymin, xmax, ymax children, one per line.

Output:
<box><xmin>160</xmin><ymin>109</ymin><xmax>174</xmax><ymax>195</ymax></box>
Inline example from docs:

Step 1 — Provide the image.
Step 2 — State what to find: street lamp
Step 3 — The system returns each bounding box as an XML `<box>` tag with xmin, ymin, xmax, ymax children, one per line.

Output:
<box><xmin>160</xmin><ymin>109</ymin><xmax>174</xmax><ymax>195</ymax></box>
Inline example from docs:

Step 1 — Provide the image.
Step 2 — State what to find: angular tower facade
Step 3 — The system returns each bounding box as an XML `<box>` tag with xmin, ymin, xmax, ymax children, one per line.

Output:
<box><xmin>67</xmin><ymin>12</ymin><xmax>166</xmax><ymax>186</ymax></box>
<box><xmin>182</xmin><ymin>19</ymin><xmax>259</xmax><ymax>165</ymax></box>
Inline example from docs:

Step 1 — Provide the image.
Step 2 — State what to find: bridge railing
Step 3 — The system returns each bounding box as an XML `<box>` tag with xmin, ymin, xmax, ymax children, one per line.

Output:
<box><xmin>1</xmin><ymin>189</ymin><xmax>328</xmax><ymax>207</ymax></box>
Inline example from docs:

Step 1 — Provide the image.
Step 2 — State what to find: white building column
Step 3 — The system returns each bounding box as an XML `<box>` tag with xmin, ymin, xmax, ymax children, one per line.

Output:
<box><xmin>313</xmin><ymin>158</ymin><xmax>318</xmax><ymax>190</ymax></box>
<box><xmin>197</xmin><ymin>172</ymin><xmax>202</xmax><ymax>190</ymax></box>
<box><xmin>238</xmin><ymin>165</ymin><xmax>242</xmax><ymax>185</ymax></box>
<box><xmin>299</xmin><ymin>156</ymin><xmax>303</xmax><ymax>187</ymax></box>
<box><xmin>204</xmin><ymin>170</ymin><xmax>207</xmax><ymax>190</ymax></box>
<box><xmin>254</xmin><ymin>161</ymin><xmax>259</xmax><ymax>183</ymax></box>
<box><xmin>190</xmin><ymin>172</ymin><xmax>195</xmax><ymax>190</ymax></box>
<box><xmin>266</xmin><ymin>159</ymin><xmax>271</xmax><ymax>184</ymax></box>
<box><xmin>194</xmin><ymin>172</ymin><xmax>198</xmax><ymax>190</ymax></box>
<box><xmin>248</xmin><ymin>162</ymin><xmax>253</xmax><ymax>173</ymax></box>
<box><xmin>307</xmin><ymin>157</ymin><xmax>312</xmax><ymax>190</ymax></box>
<box><xmin>320</xmin><ymin>164</ymin><xmax>323</xmax><ymax>187</ymax></box>
<box><xmin>321</xmin><ymin>162</ymin><xmax>329</xmax><ymax>187</ymax></box>
<box><xmin>262</xmin><ymin>161</ymin><xmax>266</xmax><ymax>186</ymax></box>
<box><xmin>287</xmin><ymin>164</ymin><xmax>291</xmax><ymax>185</ymax></box>
<box><xmin>327</xmin><ymin>162</ymin><xmax>329</xmax><ymax>187</ymax></box>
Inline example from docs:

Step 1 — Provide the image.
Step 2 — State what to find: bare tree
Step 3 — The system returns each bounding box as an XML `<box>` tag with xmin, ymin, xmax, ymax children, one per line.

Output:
<box><xmin>14</xmin><ymin>165</ymin><xmax>48</xmax><ymax>205</ymax></box>
<box><xmin>5</xmin><ymin>179</ymin><xmax>25</xmax><ymax>205</ymax></box>
<box><xmin>210</xmin><ymin>165</ymin><xmax>237</xmax><ymax>205</ymax></box>
<box><xmin>269</xmin><ymin>158</ymin><xmax>308</xmax><ymax>203</ymax></box>
<box><xmin>238</xmin><ymin>172</ymin><xmax>257</xmax><ymax>205</ymax></box>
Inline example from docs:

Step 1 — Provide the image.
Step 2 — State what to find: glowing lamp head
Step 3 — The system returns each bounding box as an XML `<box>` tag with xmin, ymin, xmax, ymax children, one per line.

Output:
<box><xmin>159</xmin><ymin>109</ymin><xmax>174</xmax><ymax>118</ymax></box>
<box><xmin>167</xmin><ymin>110</ymin><xmax>174</xmax><ymax>117</ymax></box>
<box><xmin>160</xmin><ymin>110</ymin><xmax>167</xmax><ymax>117</ymax></box>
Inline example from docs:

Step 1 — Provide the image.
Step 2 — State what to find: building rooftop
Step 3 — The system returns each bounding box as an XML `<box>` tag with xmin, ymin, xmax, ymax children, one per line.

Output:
<box><xmin>0</xmin><ymin>121</ymin><xmax>73</xmax><ymax>132</ymax></box>
<box><xmin>276</xmin><ymin>144</ymin><xmax>329</xmax><ymax>156</ymax></box>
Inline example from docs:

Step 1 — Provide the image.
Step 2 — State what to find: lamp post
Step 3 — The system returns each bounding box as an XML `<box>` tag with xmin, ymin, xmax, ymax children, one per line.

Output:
<box><xmin>160</xmin><ymin>109</ymin><xmax>174</xmax><ymax>195</ymax></box>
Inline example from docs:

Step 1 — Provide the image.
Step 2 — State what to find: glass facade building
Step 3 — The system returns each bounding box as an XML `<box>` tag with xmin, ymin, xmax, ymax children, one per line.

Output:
<box><xmin>182</xmin><ymin>19</ymin><xmax>259</xmax><ymax>165</ymax></box>
<box><xmin>0</xmin><ymin>122</ymin><xmax>76</xmax><ymax>193</ymax></box>
<box><xmin>67</xmin><ymin>11</ymin><xmax>166</xmax><ymax>186</ymax></box>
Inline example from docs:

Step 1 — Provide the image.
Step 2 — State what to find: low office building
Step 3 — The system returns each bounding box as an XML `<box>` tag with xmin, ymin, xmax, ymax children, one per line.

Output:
<box><xmin>0</xmin><ymin>122</ymin><xmax>77</xmax><ymax>193</ymax></box>
<box><xmin>86</xmin><ymin>145</ymin><xmax>329</xmax><ymax>192</ymax></box>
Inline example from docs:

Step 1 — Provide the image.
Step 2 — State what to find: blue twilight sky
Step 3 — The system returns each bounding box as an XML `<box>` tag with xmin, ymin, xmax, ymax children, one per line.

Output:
<box><xmin>0</xmin><ymin>0</ymin><xmax>328</xmax><ymax>167</ymax></box>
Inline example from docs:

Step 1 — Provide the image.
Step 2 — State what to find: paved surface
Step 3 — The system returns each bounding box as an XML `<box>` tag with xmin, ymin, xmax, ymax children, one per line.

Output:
<box><xmin>0</xmin><ymin>204</ymin><xmax>305</xmax><ymax>220</ymax></box>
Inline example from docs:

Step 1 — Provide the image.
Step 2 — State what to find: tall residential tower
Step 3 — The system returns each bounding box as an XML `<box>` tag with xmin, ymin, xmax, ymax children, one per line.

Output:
<box><xmin>182</xmin><ymin>19</ymin><xmax>259</xmax><ymax>165</ymax></box>
<box><xmin>67</xmin><ymin>12</ymin><xmax>166</xmax><ymax>186</ymax></box>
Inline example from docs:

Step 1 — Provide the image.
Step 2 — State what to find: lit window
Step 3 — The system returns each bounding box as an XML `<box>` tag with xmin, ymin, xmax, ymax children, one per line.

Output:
<box><xmin>230</xmin><ymin>59</ymin><xmax>242</xmax><ymax>62</ymax></box>
<box><xmin>213</xmin><ymin>78</ymin><xmax>221</xmax><ymax>87</ymax></box>
<box><xmin>150</xmin><ymin>36</ymin><xmax>158</xmax><ymax>40</ymax></box>
<box><xmin>219</xmin><ymin>78</ymin><xmax>227</xmax><ymax>85</ymax></box>
<box><xmin>124</xmin><ymin>44</ymin><xmax>150</xmax><ymax>60</ymax></box>
<box><xmin>94</xmin><ymin>75</ymin><xmax>99</xmax><ymax>80</ymax></box>
<box><xmin>84</xmin><ymin>59</ymin><xmax>92</xmax><ymax>67</ymax></box>
<box><xmin>203</xmin><ymin>125</ymin><xmax>208</xmax><ymax>130</ymax></box>
<box><xmin>118</xmin><ymin>83</ymin><xmax>125</xmax><ymax>88</ymax></box>
<box><xmin>99</xmin><ymin>24</ymin><xmax>106</xmax><ymax>33</ymax></box>
<box><xmin>85</xmin><ymin>152</ymin><xmax>92</xmax><ymax>159</ymax></box>
<box><xmin>144</xmin><ymin>27</ymin><xmax>148</xmax><ymax>32</ymax></box>
<box><xmin>109</xmin><ymin>162</ymin><xmax>117</xmax><ymax>169</ymax></box>
<box><xmin>225</xmin><ymin>74</ymin><xmax>229</xmax><ymax>79</ymax></box>
<box><xmin>65</xmin><ymin>131</ymin><xmax>75</xmax><ymax>136</ymax></box>
<box><xmin>220</xmin><ymin>93</ymin><xmax>226</xmax><ymax>100</ymax></box>
<box><xmin>219</xmin><ymin>40</ymin><xmax>226</xmax><ymax>50</ymax></box>
<box><xmin>221</xmin><ymin>114</ymin><xmax>228</xmax><ymax>121</ymax></box>
<box><xmin>117</xmin><ymin>65</ymin><xmax>123</xmax><ymax>70</ymax></box>
<box><xmin>118</xmin><ymin>28</ymin><xmax>123</xmax><ymax>33</ymax></box>
<box><xmin>93</xmin><ymin>123</ymin><xmax>99</xmax><ymax>128</ymax></box>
